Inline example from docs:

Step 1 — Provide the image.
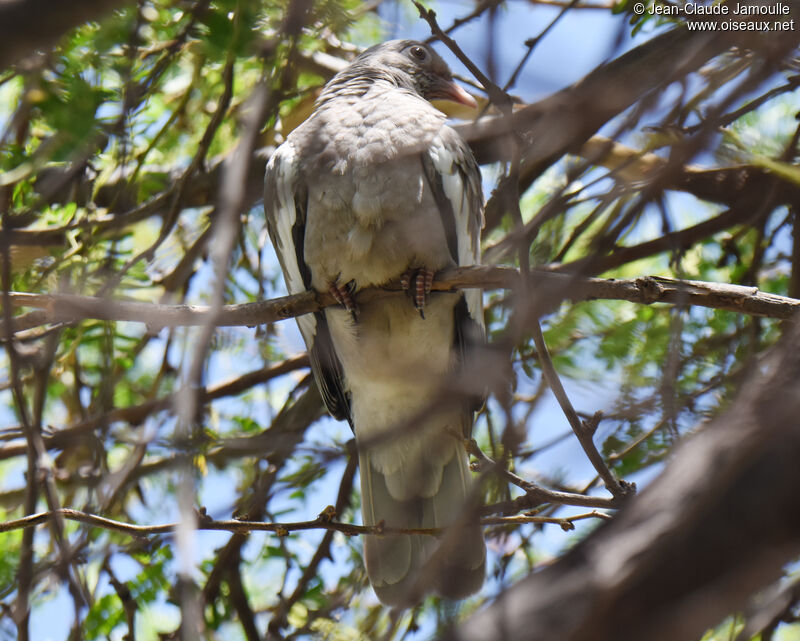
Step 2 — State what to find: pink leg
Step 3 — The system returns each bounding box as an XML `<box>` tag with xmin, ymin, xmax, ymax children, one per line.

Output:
<box><xmin>401</xmin><ymin>267</ymin><xmax>435</xmax><ymax>318</ymax></box>
<box><xmin>329</xmin><ymin>279</ymin><xmax>358</xmax><ymax>320</ymax></box>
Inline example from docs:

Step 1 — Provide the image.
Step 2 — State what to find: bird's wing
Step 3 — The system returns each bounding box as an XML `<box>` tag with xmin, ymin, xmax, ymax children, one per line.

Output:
<box><xmin>423</xmin><ymin>129</ymin><xmax>484</xmax><ymax>326</ymax></box>
<box><xmin>422</xmin><ymin>129</ymin><xmax>486</xmax><ymax>415</ymax></box>
<box><xmin>264</xmin><ymin>142</ymin><xmax>351</xmax><ymax>423</ymax></box>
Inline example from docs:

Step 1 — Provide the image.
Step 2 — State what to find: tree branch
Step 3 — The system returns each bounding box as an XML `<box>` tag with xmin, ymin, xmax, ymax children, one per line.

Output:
<box><xmin>530</xmin><ymin>321</ymin><xmax>629</xmax><ymax>497</ymax></box>
<box><xmin>0</xmin><ymin>506</ymin><xmax>609</xmax><ymax>537</ymax></box>
<box><xmin>469</xmin><ymin>441</ymin><xmax>623</xmax><ymax>512</ymax></box>
<box><xmin>4</xmin><ymin>269</ymin><xmax>799</xmax><ymax>336</ymax></box>
<box><xmin>446</xmin><ymin>320</ymin><xmax>800</xmax><ymax>641</ymax></box>
<box><xmin>0</xmin><ymin>0</ymin><xmax>134</xmax><ymax>71</ymax></box>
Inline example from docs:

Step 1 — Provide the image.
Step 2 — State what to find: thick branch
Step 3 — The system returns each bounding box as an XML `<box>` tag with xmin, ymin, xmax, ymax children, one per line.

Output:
<box><xmin>0</xmin><ymin>0</ymin><xmax>134</xmax><ymax>71</ymax></box>
<box><xmin>447</xmin><ymin>321</ymin><xmax>800</xmax><ymax>641</ymax></box>
<box><xmin>580</xmin><ymin>136</ymin><xmax>800</xmax><ymax>211</ymax></box>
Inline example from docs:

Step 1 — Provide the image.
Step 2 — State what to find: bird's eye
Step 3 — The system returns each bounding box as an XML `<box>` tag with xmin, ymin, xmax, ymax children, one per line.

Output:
<box><xmin>409</xmin><ymin>45</ymin><xmax>428</xmax><ymax>62</ymax></box>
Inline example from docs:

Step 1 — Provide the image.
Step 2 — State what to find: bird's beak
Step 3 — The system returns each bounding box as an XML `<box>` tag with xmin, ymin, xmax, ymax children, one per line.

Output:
<box><xmin>429</xmin><ymin>78</ymin><xmax>478</xmax><ymax>108</ymax></box>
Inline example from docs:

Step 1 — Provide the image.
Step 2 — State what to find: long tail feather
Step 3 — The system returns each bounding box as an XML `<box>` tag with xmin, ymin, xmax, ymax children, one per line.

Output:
<box><xmin>360</xmin><ymin>443</ymin><xmax>485</xmax><ymax>606</ymax></box>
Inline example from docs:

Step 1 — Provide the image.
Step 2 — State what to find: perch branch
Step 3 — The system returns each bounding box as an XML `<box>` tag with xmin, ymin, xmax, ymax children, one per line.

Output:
<box><xmin>4</xmin><ymin>269</ymin><xmax>799</xmax><ymax>334</ymax></box>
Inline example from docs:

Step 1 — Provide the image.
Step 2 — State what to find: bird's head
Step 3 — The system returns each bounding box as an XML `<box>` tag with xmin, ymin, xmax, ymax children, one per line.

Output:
<box><xmin>340</xmin><ymin>39</ymin><xmax>478</xmax><ymax>108</ymax></box>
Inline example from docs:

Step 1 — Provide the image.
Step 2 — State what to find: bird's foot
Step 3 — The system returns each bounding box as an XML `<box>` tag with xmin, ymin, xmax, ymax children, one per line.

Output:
<box><xmin>401</xmin><ymin>267</ymin><xmax>434</xmax><ymax>319</ymax></box>
<box><xmin>329</xmin><ymin>279</ymin><xmax>358</xmax><ymax>321</ymax></box>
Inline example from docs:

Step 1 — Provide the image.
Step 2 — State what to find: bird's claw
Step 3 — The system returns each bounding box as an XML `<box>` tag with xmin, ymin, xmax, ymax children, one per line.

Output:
<box><xmin>329</xmin><ymin>280</ymin><xmax>358</xmax><ymax>321</ymax></box>
<box><xmin>401</xmin><ymin>267</ymin><xmax>434</xmax><ymax>319</ymax></box>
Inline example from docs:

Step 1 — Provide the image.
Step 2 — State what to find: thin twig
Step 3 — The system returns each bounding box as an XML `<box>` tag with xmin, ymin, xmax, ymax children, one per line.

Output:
<box><xmin>468</xmin><ymin>440</ymin><xmax>623</xmax><ymax>511</ymax></box>
<box><xmin>504</xmin><ymin>0</ymin><xmax>581</xmax><ymax>91</ymax></box>
<box><xmin>428</xmin><ymin>0</ymin><xmax>503</xmax><ymax>42</ymax></box>
<box><xmin>413</xmin><ymin>1</ymin><xmax>512</xmax><ymax>112</ymax></box>
<box><xmin>530</xmin><ymin>321</ymin><xmax>628</xmax><ymax>497</ymax></box>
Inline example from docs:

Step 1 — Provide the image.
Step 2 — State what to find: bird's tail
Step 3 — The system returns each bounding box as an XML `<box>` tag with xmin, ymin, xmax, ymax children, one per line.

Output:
<box><xmin>359</xmin><ymin>440</ymin><xmax>485</xmax><ymax>606</ymax></box>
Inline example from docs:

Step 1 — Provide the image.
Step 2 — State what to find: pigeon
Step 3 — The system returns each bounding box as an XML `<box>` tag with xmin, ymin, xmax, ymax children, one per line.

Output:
<box><xmin>264</xmin><ymin>39</ymin><xmax>486</xmax><ymax>606</ymax></box>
